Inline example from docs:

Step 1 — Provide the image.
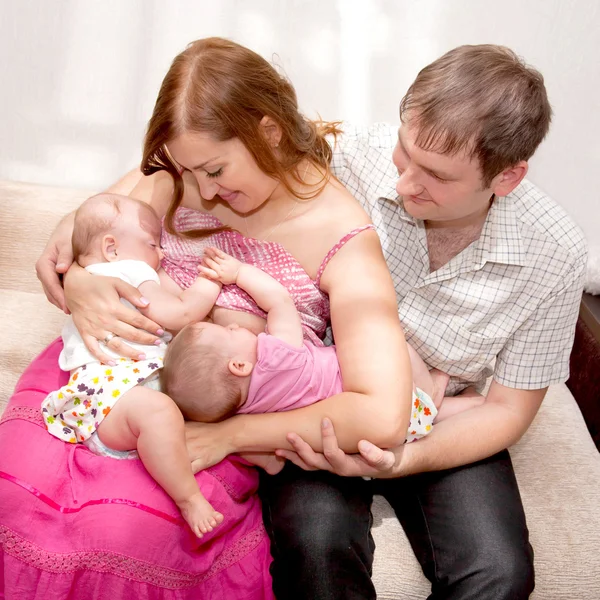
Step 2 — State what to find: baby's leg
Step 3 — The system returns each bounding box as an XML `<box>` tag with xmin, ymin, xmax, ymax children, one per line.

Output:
<box><xmin>97</xmin><ymin>387</ymin><xmax>224</xmax><ymax>537</ymax></box>
<box><xmin>407</xmin><ymin>344</ymin><xmax>449</xmax><ymax>408</ymax></box>
<box><xmin>434</xmin><ymin>387</ymin><xmax>485</xmax><ymax>422</ymax></box>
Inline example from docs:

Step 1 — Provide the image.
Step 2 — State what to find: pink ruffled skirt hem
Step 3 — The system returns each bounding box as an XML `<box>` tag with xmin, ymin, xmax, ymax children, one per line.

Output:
<box><xmin>0</xmin><ymin>339</ymin><xmax>273</xmax><ymax>599</ymax></box>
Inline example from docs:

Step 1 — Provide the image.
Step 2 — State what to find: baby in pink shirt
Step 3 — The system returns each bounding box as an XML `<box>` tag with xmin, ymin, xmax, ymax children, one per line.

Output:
<box><xmin>163</xmin><ymin>248</ymin><xmax>480</xmax><ymax>442</ymax></box>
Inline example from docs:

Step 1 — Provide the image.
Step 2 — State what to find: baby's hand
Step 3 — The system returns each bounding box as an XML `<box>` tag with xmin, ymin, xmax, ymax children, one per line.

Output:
<box><xmin>199</xmin><ymin>247</ymin><xmax>242</xmax><ymax>285</ymax></box>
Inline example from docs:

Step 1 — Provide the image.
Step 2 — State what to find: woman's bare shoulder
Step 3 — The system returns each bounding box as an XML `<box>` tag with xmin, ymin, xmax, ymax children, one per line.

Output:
<box><xmin>309</xmin><ymin>178</ymin><xmax>372</xmax><ymax>233</ymax></box>
<box><xmin>282</xmin><ymin>178</ymin><xmax>375</xmax><ymax>278</ymax></box>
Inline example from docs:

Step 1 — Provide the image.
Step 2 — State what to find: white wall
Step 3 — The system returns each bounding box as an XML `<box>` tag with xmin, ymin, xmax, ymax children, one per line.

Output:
<box><xmin>1</xmin><ymin>0</ymin><xmax>598</xmax><ymax>244</ymax></box>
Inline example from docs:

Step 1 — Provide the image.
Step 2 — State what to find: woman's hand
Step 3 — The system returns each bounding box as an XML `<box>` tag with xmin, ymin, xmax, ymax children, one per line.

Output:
<box><xmin>185</xmin><ymin>420</ymin><xmax>237</xmax><ymax>473</ymax></box>
<box><xmin>275</xmin><ymin>418</ymin><xmax>404</xmax><ymax>479</ymax></box>
<box><xmin>64</xmin><ymin>264</ymin><xmax>163</xmax><ymax>363</ymax></box>
<box><xmin>36</xmin><ymin>212</ymin><xmax>76</xmax><ymax>313</ymax></box>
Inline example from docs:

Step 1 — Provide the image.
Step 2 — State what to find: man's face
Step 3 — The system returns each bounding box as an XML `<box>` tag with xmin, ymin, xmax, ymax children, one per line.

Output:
<box><xmin>392</xmin><ymin>122</ymin><xmax>495</xmax><ymax>225</ymax></box>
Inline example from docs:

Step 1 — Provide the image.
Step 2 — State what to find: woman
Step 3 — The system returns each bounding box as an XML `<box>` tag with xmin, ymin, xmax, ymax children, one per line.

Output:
<box><xmin>2</xmin><ymin>38</ymin><xmax>411</xmax><ymax>599</ymax></box>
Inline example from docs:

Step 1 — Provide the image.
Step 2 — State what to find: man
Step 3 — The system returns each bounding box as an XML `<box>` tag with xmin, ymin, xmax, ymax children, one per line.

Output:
<box><xmin>262</xmin><ymin>45</ymin><xmax>587</xmax><ymax>599</ymax></box>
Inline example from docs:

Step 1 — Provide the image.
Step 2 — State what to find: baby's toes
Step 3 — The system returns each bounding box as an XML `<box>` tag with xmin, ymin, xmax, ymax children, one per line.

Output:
<box><xmin>214</xmin><ymin>512</ymin><xmax>224</xmax><ymax>524</ymax></box>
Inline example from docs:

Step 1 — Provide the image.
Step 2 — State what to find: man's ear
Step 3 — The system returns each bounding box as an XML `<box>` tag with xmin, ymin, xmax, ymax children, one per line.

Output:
<box><xmin>490</xmin><ymin>160</ymin><xmax>528</xmax><ymax>197</ymax></box>
<box><xmin>228</xmin><ymin>358</ymin><xmax>254</xmax><ymax>377</ymax></box>
<box><xmin>259</xmin><ymin>115</ymin><xmax>282</xmax><ymax>149</ymax></box>
<box><xmin>101</xmin><ymin>235</ymin><xmax>119</xmax><ymax>262</ymax></box>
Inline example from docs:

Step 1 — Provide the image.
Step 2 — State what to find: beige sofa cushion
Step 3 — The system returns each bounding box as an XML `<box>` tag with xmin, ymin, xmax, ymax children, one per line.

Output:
<box><xmin>1</xmin><ymin>180</ymin><xmax>600</xmax><ymax>598</ymax></box>
<box><xmin>0</xmin><ymin>181</ymin><xmax>92</xmax><ymax>413</ymax></box>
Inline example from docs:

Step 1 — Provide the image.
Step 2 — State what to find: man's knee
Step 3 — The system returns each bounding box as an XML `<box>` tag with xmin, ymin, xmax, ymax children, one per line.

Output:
<box><xmin>449</xmin><ymin>542</ymin><xmax>534</xmax><ymax>600</ymax></box>
<box><xmin>272</xmin><ymin>494</ymin><xmax>369</xmax><ymax>563</ymax></box>
<box><xmin>485</xmin><ymin>543</ymin><xmax>535</xmax><ymax>599</ymax></box>
<box><xmin>261</xmin><ymin>469</ymin><xmax>376</xmax><ymax>599</ymax></box>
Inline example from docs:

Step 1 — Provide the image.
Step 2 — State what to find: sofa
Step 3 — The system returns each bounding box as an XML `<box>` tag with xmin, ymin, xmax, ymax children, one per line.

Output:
<box><xmin>1</xmin><ymin>179</ymin><xmax>600</xmax><ymax>598</ymax></box>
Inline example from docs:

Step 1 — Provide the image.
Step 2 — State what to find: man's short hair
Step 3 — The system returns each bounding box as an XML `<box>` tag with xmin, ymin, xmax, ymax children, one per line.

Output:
<box><xmin>400</xmin><ymin>44</ymin><xmax>552</xmax><ymax>186</ymax></box>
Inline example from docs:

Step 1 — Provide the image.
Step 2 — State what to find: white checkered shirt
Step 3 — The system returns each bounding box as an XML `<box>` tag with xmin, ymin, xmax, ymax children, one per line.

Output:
<box><xmin>329</xmin><ymin>123</ymin><xmax>588</xmax><ymax>394</ymax></box>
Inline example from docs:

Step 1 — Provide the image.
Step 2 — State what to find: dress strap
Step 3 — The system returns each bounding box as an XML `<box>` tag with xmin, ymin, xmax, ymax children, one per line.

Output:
<box><xmin>315</xmin><ymin>224</ymin><xmax>376</xmax><ymax>287</ymax></box>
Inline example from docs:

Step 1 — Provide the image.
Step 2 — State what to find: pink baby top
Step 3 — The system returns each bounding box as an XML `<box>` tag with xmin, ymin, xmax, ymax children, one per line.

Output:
<box><xmin>160</xmin><ymin>208</ymin><xmax>374</xmax><ymax>346</ymax></box>
<box><xmin>238</xmin><ymin>333</ymin><xmax>343</xmax><ymax>414</ymax></box>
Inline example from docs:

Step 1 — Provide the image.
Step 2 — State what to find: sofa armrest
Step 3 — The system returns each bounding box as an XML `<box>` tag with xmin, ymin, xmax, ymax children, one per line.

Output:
<box><xmin>566</xmin><ymin>293</ymin><xmax>600</xmax><ymax>451</ymax></box>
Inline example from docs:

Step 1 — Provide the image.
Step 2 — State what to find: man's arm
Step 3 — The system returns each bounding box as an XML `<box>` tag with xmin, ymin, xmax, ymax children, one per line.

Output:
<box><xmin>396</xmin><ymin>383</ymin><xmax>546</xmax><ymax>475</ymax></box>
<box><xmin>277</xmin><ymin>255</ymin><xmax>585</xmax><ymax>477</ymax></box>
<box><xmin>276</xmin><ymin>383</ymin><xmax>545</xmax><ymax>477</ymax></box>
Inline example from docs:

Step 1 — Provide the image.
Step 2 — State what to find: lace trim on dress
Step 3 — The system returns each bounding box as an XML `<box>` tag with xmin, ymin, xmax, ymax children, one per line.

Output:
<box><xmin>209</xmin><ymin>469</ymin><xmax>246</xmax><ymax>502</ymax></box>
<box><xmin>0</xmin><ymin>405</ymin><xmax>45</xmax><ymax>427</ymax></box>
<box><xmin>0</xmin><ymin>523</ymin><xmax>267</xmax><ymax>588</ymax></box>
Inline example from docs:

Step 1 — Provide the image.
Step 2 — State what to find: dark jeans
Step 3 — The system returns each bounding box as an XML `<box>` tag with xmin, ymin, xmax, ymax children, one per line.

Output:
<box><xmin>258</xmin><ymin>450</ymin><xmax>534</xmax><ymax>600</ymax></box>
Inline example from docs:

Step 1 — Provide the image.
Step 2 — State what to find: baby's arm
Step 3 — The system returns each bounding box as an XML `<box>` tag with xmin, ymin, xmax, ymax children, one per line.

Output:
<box><xmin>138</xmin><ymin>270</ymin><xmax>221</xmax><ymax>332</ymax></box>
<box><xmin>201</xmin><ymin>247</ymin><xmax>303</xmax><ymax>347</ymax></box>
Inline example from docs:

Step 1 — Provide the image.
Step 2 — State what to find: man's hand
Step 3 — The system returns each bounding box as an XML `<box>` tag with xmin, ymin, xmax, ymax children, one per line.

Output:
<box><xmin>199</xmin><ymin>247</ymin><xmax>242</xmax><ymax>285</ymax></box>
<box><xmin>275</xmin><ymin>418</ymin><xmax>404</xmax><ymax>478</ymax></box>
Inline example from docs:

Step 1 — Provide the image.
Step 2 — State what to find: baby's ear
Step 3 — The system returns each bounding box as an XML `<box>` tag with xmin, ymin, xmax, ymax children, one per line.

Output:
<box><xmin>228</xmin><ymin>358</ymin><xmax>254</xmax><ymax>377</ymax></box>
<box><xmin>101</xmin><ymin>235</ymin><xmax>118</xmax><ymax>262</ymax></box>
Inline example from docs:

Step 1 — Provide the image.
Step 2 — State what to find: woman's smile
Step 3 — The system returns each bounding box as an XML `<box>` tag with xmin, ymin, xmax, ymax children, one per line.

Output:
<box><xmin>218</xmin><ymin>190</ymin><xmax>240</xmax><ymax>203</ymax></box>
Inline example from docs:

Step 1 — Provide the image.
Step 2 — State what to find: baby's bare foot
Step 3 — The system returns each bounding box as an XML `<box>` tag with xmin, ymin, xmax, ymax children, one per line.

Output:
<box><xmin>429</xmin><ymin>369</ymin><xmax>450</xmax><ymax>408</ymax></box>
<box><xmin>178</xmin><ymin>492</ymin><xmax>224</xmax><ymax>538</ymax></box>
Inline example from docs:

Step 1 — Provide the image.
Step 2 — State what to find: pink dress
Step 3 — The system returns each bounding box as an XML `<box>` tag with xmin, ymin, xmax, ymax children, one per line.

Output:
<box><xmin>161</xmin><ymin>208</ymin><xmax>374</xmax><ymax>347</ymax></box>
<box><xmin>0</xmin><ymin>207</ymin><xmax>372</xmax><ymax>600</ymax></box>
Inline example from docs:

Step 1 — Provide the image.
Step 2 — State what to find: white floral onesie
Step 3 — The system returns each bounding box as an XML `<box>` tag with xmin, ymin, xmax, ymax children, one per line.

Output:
<box><xmin>41</xmin><ymin>260</ymin><xmax>167</xmax><ymax>444</ymax></box>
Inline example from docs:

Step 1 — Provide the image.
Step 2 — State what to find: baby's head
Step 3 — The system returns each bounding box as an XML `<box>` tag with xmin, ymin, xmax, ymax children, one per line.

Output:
<box><xmin>161</xmin><ymin>322</ymin><xmax>259</xmax><ymax>422</ymax></box>
<box><xmin>72</xmin><ymin>193</ymin><xmax>163</xmax><ymax>269</ymax></box>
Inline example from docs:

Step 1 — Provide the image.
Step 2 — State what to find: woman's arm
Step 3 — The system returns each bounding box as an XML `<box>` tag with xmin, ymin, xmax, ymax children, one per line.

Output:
<box><xmin>35</xmin><ymin>169</ymin><xmax>150</xmax><ymax>312</ymax></box>
<box><xmin>37</xmin><ymin>170</ymin><xmax>179</xmax><ymax>361</ymax></box>
<box><xmin>36</xmin><ymin>211</ymin><xmax>77</xmax><ymax>312</ymax></box>
<box><xmin>187</xmin><ymin>229</ymin><xmax>413</xmax><ymax>461</ymax></box>
<box><xmin>276</xmin><ymin>383</ymin><xmax>546</xmax><ymax>479</ymax></box>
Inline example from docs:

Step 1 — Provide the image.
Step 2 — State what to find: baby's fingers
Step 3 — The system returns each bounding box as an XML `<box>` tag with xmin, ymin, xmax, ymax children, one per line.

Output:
<box><xmin>203</xmin><ymin>257</ymin><xmax>222</xmax><ymax>272</ymax></box>
<box><xmin>204</xmin><ymin>247</ymin><xmax>224</xmax><ymax>260</ymax></box>
<box><xmin>206</xmin><ymin>247</ymin><xmax>228</xmax><ymax>259</ymax></box>
<box><xmin>198</xmin><ymin>265</ymin><xmax>219</xmax><ymax>280</ymax></box>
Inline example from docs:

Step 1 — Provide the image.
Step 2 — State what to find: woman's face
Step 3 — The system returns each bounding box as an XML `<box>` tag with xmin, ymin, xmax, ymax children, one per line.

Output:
<box><xmin>166</xmin><ymin>132</ymin><xmax>280</xmax><ymax>213</ymax></box>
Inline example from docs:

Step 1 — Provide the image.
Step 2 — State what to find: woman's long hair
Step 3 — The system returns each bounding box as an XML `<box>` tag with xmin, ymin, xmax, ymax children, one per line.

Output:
<box><xmin>142</xmin><ymin>37</ymin><xmax>342</xmax><ymax>238</ymax></box>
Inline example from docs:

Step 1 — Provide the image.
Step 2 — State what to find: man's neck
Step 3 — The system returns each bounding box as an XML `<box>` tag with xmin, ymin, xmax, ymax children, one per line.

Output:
<box><xmin>425</xmin><ymin>203</ymin><xmax>491</xmax><ymax>272</ymax></box>
<box><xmin>425</xmin><ymin>197</ymin><xmax>492</xmax><ymax>231</ymax></box>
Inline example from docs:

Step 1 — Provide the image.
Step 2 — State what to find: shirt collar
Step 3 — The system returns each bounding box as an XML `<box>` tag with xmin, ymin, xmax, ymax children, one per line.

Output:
<box><xmin>474</xmin><ymin>194</ymin><xmax>526</xmax><ymax>267</ymax></box>
<box><xmin>379</xmin><ymin>189</ymin><xmax>526</xmax><ymax>267</ymax></box>
<box><xmin>377</xmin><ymin>187</ymin><xmax>415</xmax><ymax>226</ymax></box>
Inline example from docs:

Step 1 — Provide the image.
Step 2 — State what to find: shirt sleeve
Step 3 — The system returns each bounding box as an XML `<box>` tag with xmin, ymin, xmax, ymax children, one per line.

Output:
<box><xmin>494</xmin><ymin>257</ymin><xmax>586</xmax><ymax>389</ymax></box>
<box><xmin>329</xmin><ymin>122</ymin><xmax>399</xmax><ymax>212</ymax></box>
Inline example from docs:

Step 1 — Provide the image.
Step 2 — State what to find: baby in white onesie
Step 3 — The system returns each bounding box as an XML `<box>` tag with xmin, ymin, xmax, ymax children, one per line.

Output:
<box><xmin>41</xmin><ymin>193</ymin><xmax>224</xmax><ymax>538</ymax></box>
